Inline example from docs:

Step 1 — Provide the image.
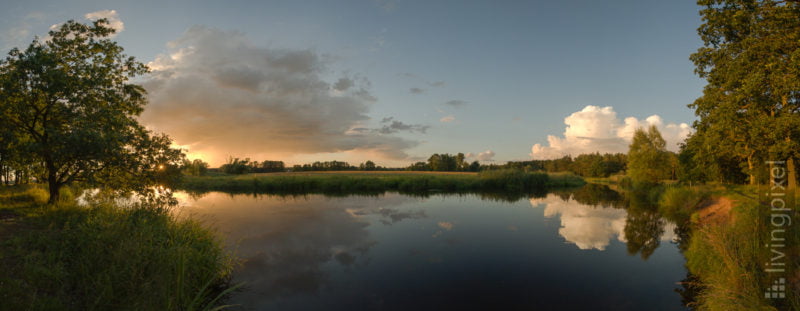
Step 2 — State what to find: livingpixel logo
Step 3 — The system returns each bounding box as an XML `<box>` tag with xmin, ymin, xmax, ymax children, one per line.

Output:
<box><xmin>763</xmin><ymin>160</ymin><xmax>793</xmax><ymax>299</ymax></box>
<box><xmin>765</xmin><ymin>278</ymin><xmax>786</xmax><ymax>299</ymax></box>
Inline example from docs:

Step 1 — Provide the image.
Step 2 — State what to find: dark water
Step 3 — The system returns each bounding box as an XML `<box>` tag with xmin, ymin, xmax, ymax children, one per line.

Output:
<box><xmin>177</xmin><ymin>186</ymin><xmax>688</xmax><ymax>311</ymax></box>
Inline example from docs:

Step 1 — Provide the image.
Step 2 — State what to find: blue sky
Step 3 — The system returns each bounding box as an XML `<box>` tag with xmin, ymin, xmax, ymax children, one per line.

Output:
<box><xmin>0</xmin><ymin>0</ymin><xmax>706</xmax><ymax>166</ymax></box>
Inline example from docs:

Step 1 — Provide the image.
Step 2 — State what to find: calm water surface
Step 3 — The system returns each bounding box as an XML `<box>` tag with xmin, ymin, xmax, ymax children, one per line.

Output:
<box><xmin>177</xmin><ymin>187</ymin><xmax>688</xmax><ymax>311</ymax></box>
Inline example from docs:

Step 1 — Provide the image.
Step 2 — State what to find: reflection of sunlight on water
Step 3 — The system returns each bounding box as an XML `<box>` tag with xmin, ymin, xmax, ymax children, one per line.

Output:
<box><xmin>530</xmin><ymin>194</ymin><xmax>676</xmax><ymax>251</ymax></box>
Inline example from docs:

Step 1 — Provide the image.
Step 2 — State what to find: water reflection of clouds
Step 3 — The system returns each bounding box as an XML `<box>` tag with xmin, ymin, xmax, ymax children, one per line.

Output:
<box><xmin>531</xmin><ymin>194</ymin><xmax>627</xmax><ymax>250</ymax></box>
<box><xmin>530</xmin><ymin>194</ymin><xmax>678</xmax><ymax>251</ymax></box>
<box><xmin>432</xmin><ymin>221</ymin><xmax>455</xmax><ymax>238</ymax></box>
<box><xmin>177</xmin><ymin>192</ymin><xmax>420</xmax><ymax>308</ymax></box>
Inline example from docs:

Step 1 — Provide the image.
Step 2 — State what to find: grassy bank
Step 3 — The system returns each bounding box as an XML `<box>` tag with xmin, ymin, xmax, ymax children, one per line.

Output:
<box><xmin>178</xmin><ymin>170</ymin><xmax>585</xmax><ymax>194</ymax></box>
<box><xmin>654</xmin><ymin>184</ymin><xmax>799</xmax><ymax>310</ymax></box>
<box><xmin>0</xmin><ymin>185</ymin><xmax>235</xmax><ymax>311</ymax></box>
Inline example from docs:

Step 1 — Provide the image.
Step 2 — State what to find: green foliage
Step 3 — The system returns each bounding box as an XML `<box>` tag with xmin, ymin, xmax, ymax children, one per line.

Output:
<box><xmin>0</xmin><ymin>19</ymin><xmax>184</xmax><ymax>203</ymax></box>
<box><xmin>0</xmin><ymin>199</ymin><xmax>234</xmax><ymax>311</ymax></box>
<box><xmin>481</xmin><ymin>153</ymin><xmax>626</xmax><ymax>178</ymax></box>
<box><xmin>627</xmin><ymin>126</ymin><xmax>671</xmax><ymax>184</ymax></box>
<box><xmin>425</xmin><ymin>153</ymin><xmax>469</xmax><ymax>171</ymax></box>
<box><xmin>689</xmin><ymin>0</ymin><xmax>800</xmax><ymax>185</ymax></box>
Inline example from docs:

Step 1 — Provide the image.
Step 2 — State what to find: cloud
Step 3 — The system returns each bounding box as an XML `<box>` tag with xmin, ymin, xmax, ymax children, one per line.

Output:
<box><xmin>333</xmin><ymin>77</ymin><xmax>354</xmax><ymax>91</ymax></box>
<box><xmin>439</xmin><ymin>115</ymin><xmax>455</xmax><ymax>123</ymax></box>
<box><xmin>376</xmin><ymin>117</ymin><xmax>429</xmax><ymax>134</ymax></box>
<box><xmin>374</xmin><ymin>0</ymin><xmax>397</xmax><ymax>11</ymax></box>
<box><xmin>1</xmin><ymin>12</ymin><xmax>45</xmax><ymax>50</ymax></box>
<box><xmin>141</xmin><ymin>26</ymin><xmax>419</xmax><ymax>165</ymax></box>
<box><xmin>444</xmin><ymin>99</ymin><xmax>467</xmax><ymax>108</ymax></box>
<box><xmin>399</xmin><ymin>73</ymin><xmax>445</xmax><ymax>89</ymax></box>
<box><xmin>530</xmin><ymin>105</ymin><xmax>691</xmax><ymax>159</ymax></box>
<box><xmin>409</xmin><ymin>87</ymin><xmax>425</xmax><ymax>94</ymax></box>
<box><xmin>466</xmin><ymin>150</ymin><xmax>496</xmax><ymax>162</ymax></box>
<box><xmin>84</xmin><ymin>10</ymin><xmax>124</xmax><ymax>36</ymax></box>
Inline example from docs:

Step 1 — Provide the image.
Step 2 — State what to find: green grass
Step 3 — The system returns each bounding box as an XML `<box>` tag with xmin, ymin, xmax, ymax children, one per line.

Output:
<box><xmin>658</xmin><ymin>185</ymin><xmax>711</xmax><ymax>225</ymax></box>
<box><xmin>0</xmin><ymin>185</ymin><xmax>236</xmax><ymax>311</ymax></box>
<box><xmin>683</xmin><ymin>185</ymin><xmax>799</xmax><ymax>311</ymax></box>
<box><xmin>178</xmin><ymin>170</ymin><xmax>585</xmax><ymax>194</ymax></box>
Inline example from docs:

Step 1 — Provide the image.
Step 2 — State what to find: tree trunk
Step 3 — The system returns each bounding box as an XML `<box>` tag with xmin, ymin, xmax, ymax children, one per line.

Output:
<box><xmin>46</xmin><ymin>160</ymin><xmax>60</xmax><ymax>204</ymax></box>
<box><xmin>47</xmin><ymin>182</ymin><xmax>61</xmax><ymax>204</ymax></box>
<box><xmin>747</xmin><ymin>154</ymin><xmax>756</xmax><ymax>185</ymax></box>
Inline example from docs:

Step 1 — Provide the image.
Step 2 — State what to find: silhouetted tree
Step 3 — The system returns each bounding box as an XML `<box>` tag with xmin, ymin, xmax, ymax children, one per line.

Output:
<box><xmin>0</xmin><ymin>19</ymin><xmax>183</xmax><ymax>203</ymax></box>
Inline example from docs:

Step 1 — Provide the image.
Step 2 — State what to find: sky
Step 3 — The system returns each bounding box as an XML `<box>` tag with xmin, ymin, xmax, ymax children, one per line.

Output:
<box><xmin>0</xmin><ymin>0</ymin><xmax>706</xmax><ymax>167</ymax></box>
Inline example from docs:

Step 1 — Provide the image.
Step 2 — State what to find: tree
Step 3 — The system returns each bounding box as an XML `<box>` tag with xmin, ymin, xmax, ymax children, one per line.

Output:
<box><xmin>468</xmin><ymin>160</ymin><xmax>481</xmax><ymax>172</ymax></box>
<box><xmin>220</xmin><ymin>157</ymin><xmax>251</xmax><ymax>174</ymax></box>
<box><xmin>690</xmin><ymin>0</ymin><xmax>800</xmax><ymax>185</ymax></box>
<box><xmin>259</xmin><ymin>160</ymin><xmax>285</xmax><ymax>172</ymax></box>
<box><xmin>181</xmin><ymin>159</ymin><xmax>209</xmax><ymax>176</ymax></box>
<box><xmin>362</xmin><ymin>160</ymin><xmax>376</xmax><ymax>171</ymax></box>
<box><xmin>0</xmin><ymin>19</ymin><xmax>183</xmax><ymax>203</ymax></box>
<box><xmin>627</xmin><ymin>126</ymin><xmax>671</xmax><ymax>184</ymax></box>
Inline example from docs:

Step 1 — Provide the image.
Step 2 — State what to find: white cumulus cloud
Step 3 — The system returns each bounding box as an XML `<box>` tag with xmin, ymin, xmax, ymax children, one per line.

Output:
<box><xmin>466</xmin><ymin>150</ymin><xmax>495</xmax><ymax>162</ymax></box>
<box><xmin>530</xmin><ymin>105</ymin><xmax>691</xmax><ymax>159</ymax></box>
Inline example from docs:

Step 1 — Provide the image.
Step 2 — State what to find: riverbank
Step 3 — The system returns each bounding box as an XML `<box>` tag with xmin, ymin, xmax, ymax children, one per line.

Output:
<box><xmin>0</xmin><ymin>185</ymin><xmax>236</xmax><ymax>311</ymax></box>
<box><xmin>682</xmin><ymin>186</ymin><xmax>798</xmax><ymax>310</ymax></box>
<box><xmin>178</xmin><ymin>170</ymin><xmax>585</xmax><ymax>194</ymax></box>
<box><xmin>643</xmin><ymin>184</ymin><xmax>799</xmax><ymax>310</ymax></box>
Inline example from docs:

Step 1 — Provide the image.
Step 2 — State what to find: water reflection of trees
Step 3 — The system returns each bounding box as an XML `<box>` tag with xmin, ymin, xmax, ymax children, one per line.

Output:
<box><xmin>552</xmin><ymin>183</ymin><xmax>626</xmax><ymax>208</ymax></box>
<box><xmin>547</xmin><ymin>184</ymin><xmax>671</xmax><ymax>260</ymax></box>
<box><xmin>622</xmin><ymin>187</ymin><xmax>667</xmax><ymax>260</ymax></box>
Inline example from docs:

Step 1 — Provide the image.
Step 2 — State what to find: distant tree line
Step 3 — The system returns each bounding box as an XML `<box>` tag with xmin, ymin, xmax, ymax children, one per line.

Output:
<box><xmin>203</xmin><ymin>152</ymin><xmax>632</xmax><ymax>177</ymax></box>
<box><xmin>405</xmin><ymin>153</ymin><xmax>481</xmax><ymax>172</ymax></box>
<box><xmin>481</xmin><ymin>153</ymin><xmax>629</xmax><ymax>178</ymax></box>
<box><xmin>217</xmin><ymin>157</ymin><xmax>286</xmax><ymax>175</ymax></box>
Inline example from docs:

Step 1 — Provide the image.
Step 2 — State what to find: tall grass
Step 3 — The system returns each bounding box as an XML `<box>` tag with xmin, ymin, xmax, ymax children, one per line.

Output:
<box><xmin>0</xmin><ymin>187</ymin><xmax>235</xmax><ymax>311</ymax></box>
<box><xmin>179</xmin><ymin>170</ymin><xmax>585</xmax><ymax>194</ymax></box>
<box><xmin>683</xmin><ymin>187</ymin><xmax>799</xmax><ymax>311</ymax></box>
<box><xmin>658</xmin><ymin>186</ymin><xmax>710</xmax><ymax>224</ymax></box>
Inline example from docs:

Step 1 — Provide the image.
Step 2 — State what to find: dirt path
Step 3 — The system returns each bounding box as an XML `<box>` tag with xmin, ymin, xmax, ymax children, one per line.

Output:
<box><xmin>696</xmin><ymin>196</ymin><xmax>734</xmax><ymax>225</ymax></box>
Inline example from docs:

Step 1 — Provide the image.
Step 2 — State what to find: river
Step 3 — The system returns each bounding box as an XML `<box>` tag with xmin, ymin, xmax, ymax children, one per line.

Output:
<box><xmin>175</xmin><ymin>185</ymin><xmax>688</xmax><ymax>310</ymax></box>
